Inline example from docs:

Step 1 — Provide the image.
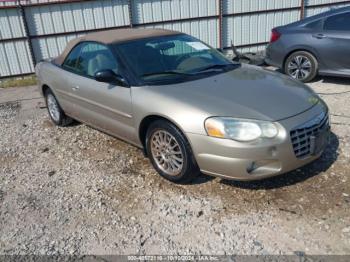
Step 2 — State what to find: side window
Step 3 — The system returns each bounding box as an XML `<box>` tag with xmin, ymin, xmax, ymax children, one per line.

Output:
<box><xmin>62</xmin><ymin>43</ymin><xmax>84</xmax><ymax>72</ymax></box>
<box><xmin>78</xmin><ymin>43</ymin><xmax>119</xmax><ymax>77</ymax></box>
<box><xmin>305</xmin><ymin>19</ymin><xmax>322</xmax><ymax>29</ymax></box>
<box><xmin>324</xmin><ymin>13</ymin><xmax>350</xmax><ymax>31</ymax></box>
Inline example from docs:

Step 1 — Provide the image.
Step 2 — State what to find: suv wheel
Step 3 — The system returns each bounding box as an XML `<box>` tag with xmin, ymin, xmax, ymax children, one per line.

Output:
<box><xmin>44</xmin><ymin>89</ymin><xmax>73</xmax><ymax>126</ymax></box>
<box><xmin>146</xmin><ymin>120</ymin><xmax>200</xmax><ymax>184</ymax></box>
<box><xmin>284</xmin><ymin>51</ymin><xmax>318</xmax><ymax>82</ymax></box>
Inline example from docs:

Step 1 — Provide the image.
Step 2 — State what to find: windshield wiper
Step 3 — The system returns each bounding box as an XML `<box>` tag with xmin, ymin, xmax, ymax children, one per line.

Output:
<box><xmin>141</xmin><ymin>70</ymin><xmax>192</xmax><ymax>77</ymax></box>
<box><xmin>193</xmin><ymin>63</ymin><xmax>239</xmax><ymax>74</ymax></box>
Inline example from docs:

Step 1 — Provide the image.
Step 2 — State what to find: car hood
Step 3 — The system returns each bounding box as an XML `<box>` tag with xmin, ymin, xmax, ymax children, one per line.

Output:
<box><xmin>146</xmin><ymin>64</ymin><xmax>320</xmax><ymax>121</ymax></box>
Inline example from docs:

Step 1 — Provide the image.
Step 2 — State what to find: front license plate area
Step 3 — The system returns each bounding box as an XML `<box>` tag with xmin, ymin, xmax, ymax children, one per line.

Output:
<box><xmin>310</xmin><ymin>129</ymin><xmax>329</xmax><ymax>156</ymax></box>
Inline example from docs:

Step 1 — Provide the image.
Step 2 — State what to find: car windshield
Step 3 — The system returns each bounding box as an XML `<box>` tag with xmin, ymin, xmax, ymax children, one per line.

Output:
<box><xmin>115</xmin><ymin>34</ymin><xmax>238</xmax><ymax>84</ymax></box>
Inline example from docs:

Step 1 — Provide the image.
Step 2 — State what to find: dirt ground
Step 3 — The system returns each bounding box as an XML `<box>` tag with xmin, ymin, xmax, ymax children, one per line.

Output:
<box><xmin>0</xmin><ymin>75</ymin><xmax>349</xmax><ymax>255</ymax></box>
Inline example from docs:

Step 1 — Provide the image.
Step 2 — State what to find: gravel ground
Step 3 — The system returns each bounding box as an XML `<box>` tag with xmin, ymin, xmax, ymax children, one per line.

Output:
<box><xmin>0</xmin><ymin>76</ymin><xmax>350</xmax><ymax>255</ymax></box>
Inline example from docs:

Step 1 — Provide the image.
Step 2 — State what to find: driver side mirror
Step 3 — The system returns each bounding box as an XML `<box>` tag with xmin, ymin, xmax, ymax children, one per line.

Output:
<box><xmin>94</xmin><ymin>69</ymin><xmax>129</xmax><ymax>87</ymax></box>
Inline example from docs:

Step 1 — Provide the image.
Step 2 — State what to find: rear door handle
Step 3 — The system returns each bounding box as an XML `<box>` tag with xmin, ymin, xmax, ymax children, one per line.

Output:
<box><xmin>313</xmin><ymin>33</ymin><xmax>327</xmax><ymax>39</ymax></box>
<box><xmin>72</xmin><ymin>86</ymin><xmax>80</xmax><ymax>91</ymax></box>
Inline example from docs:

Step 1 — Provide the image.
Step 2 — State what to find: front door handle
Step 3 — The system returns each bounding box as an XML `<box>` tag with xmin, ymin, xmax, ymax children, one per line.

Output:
<box><xmin>313</xmin><ymin>33</ymin><xmax>327</xmax><ymax>39</ymax></box>
<box><xmin>72</xmin><ymin>86</ymin><xmax>80</xmax><ymax>91</ymax></box>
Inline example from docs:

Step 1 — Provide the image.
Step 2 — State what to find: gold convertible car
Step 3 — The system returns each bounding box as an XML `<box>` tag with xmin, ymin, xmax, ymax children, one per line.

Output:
<box><xmin>35</xmin><ymin>29</ymin><xmax>330</xmax><ymax>184</ymax></box>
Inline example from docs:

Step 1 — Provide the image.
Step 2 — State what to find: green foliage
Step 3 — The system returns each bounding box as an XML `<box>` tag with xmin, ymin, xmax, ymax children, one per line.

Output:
<box><xmin>0</xmin><ymin>75</ymin><xmax>37</xmax><ymax>88</ymax></box>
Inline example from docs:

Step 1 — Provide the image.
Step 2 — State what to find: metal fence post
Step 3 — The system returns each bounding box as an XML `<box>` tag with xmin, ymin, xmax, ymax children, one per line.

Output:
<box><xmin>300</xmin><ymin>0</ymin><xmax>306</xmax><ymax>20</ymax></box>
<box><xmin>128</xmin><ymin>0</ymin><xmax>134</xmax><ymax>28</ymax></box>
<box><xmin>18</xmin><ymin>2</ymin><xmax>37</xmax><ymax>68</ymax></box>
<box><xmin>218</xmin><ymin>0</ymin><xmax>223</xmax><ymax>50</ymax></box>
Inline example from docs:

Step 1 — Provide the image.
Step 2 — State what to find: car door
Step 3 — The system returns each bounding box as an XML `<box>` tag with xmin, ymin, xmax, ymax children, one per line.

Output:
<box><xmin>56</xmin><ymin>42</ymin><xmax>86</xmax><ymax>115</ymax></box>
<box><xmin>312</xmin><ymin>12</ymin><xmax>350</xmax><ymax>73</ymax></box>
<box><xmin>63</xmin><ymin>42</ymin><xmax>135</xmax><ymax>143</ymax></box>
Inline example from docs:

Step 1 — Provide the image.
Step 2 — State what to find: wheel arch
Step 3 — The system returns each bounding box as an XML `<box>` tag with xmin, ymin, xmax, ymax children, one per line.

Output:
<box><xmin>138</xmin><ymin>114</ymin><xmax>193</xmax><ymax>156</ymax></box>
<box><xmin>283</xmin><ymin>48</ymin><xmax>319</xmax><ymax>70</ymax></box>
<box><xmin>41</xmin><ymin>84</ymin><xmax>60</xmax><ymax>102</ymax></box>
<box><xmin>41</xmin><ymin>84</ymin><xmax>50</xmax><ymax>96</ymax></box>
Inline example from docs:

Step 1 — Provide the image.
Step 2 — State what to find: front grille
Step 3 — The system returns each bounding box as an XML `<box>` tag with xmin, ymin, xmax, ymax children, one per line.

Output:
<box><xmin>290</xmin><ymin>111</ymin><xmax>329</xmax><ymax>159</ymax></box>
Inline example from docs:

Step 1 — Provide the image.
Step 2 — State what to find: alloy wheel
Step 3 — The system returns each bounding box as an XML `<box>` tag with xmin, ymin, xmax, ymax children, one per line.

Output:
<box><xmin>287</xmin><ymin>55</ymin><xmax>312</xmax><ymax>80</ymax></box>
<box><xmin>150</xmin><ymin>130</ymin><xmax>184</xmax><ymax>176</ymax></box>
<box><xmin>47</xmin><ymin>94</ymin><xmax>60</xmax><ymax>122</ymax></box>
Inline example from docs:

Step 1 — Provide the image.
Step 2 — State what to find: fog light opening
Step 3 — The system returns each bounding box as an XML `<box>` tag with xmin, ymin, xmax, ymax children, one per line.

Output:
<box><xmin>247</xmin><ymin>161</ymin><xmax>257</xmax><ymax>174</ymax></box>
<box><xmin>270</xmin><ymin>146</ymin><xmax>278</xmax><ymax>157</ymax></box>
<box><xmin>246</xmin><ymin>160</ymin><xmax>282</xmax><ymax>176</ymax></box>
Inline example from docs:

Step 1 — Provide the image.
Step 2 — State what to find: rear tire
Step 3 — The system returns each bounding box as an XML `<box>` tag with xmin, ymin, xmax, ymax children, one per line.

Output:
<box><xmin>146</xmin><ymin>120</ymin><xmax>200</xmax><ymax>184</ymax></box>
<box><xmin>44</xmin><ymin>88</ymin><xmax>73</xmax><ymax>127</ymax></box>
<box><xmin>284</xmin><ymin>51</ymin><xmax>318</xmax><ymax>82</ymax></box>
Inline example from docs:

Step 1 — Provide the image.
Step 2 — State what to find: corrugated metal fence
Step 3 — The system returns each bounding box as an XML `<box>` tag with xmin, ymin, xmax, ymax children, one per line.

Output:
<box><xmin>1</xmin><ymin>0</ymin><xmax>350</xmax><ymax>78</ymax></box>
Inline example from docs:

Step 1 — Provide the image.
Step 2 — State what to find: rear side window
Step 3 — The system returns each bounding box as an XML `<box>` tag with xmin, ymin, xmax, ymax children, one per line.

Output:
<box><xmin>77</xmin><ymin>43</ymin><xmax>118</xmax><ymax>77</ymax></box>
<box><xmin>305</xmin><ymin>19</ymin><xmax>322</xmax><ymax>29</ymax></box>
<box><xmin>62</xmin><ymin>43</ymin><xmax>84</xmax><ymax>71</ymax></box>
<box><xmin>324</xmin><ymin>12</ymin><xmax>350</xmax><ymax>31</ymax></box>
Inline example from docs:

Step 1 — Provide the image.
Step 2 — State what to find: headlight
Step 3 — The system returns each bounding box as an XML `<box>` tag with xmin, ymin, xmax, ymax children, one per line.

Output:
<box><xmin>205</xmin><ymin>117</ymin><xmax>278</xmax><ymax>142</ymax></box>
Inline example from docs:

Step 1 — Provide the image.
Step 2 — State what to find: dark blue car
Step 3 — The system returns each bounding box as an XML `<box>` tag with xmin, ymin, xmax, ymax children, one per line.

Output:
<box><xmin>265</xmin><ymin>6</ymin><xmax>350</xmax><ymax>82</ymax></box>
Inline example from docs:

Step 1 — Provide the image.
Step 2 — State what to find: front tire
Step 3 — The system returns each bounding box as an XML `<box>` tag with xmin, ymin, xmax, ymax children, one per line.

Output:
<box><xmin>146</xmin><ymin>120</ymin><xmax>200</xmax><ymax>184</ymax></box>
<box><xmin>44</xmin><ymin>89</ymin><xmax>73</xmax><ymax>126</ymax></box>
<box><xmin>284</xmin><ymin>51</ymin><xmax>318</xmax><ymax>82</ymax></box>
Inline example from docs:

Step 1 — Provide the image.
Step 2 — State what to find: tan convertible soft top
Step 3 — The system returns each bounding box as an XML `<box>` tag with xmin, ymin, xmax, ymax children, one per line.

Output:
<box><xmin>54</xmin><ymin>28</ymin><xmax>180</xmax><ymax>65</ymax></box>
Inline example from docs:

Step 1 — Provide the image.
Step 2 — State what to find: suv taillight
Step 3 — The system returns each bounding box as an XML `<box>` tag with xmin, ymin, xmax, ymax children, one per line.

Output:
<box><xmin>270</xmin><ymin>29</ymin><xmax>281</xmax><ymax>43</ymax></box>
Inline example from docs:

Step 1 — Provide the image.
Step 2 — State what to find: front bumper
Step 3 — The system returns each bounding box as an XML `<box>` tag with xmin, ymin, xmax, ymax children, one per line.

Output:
<box><xmin>187</xmin><ymin>105</ymin><xmax>330</xmax><ymax>181</ymax></box>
